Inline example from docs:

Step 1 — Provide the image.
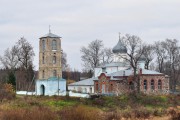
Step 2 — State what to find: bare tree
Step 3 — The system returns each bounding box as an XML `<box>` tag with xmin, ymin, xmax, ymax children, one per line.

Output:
<box><xmin>15</xmin><ymin>37</ymin><xmax>35</xmax><ymax>71</ymax></box>
<box><xmin>162</xmin><ymin>39</ymin><xmax>180</xmax><ymax>92</ymax></box>
<box><xmin>61</xmin><ymin>50</ymin><xmax>69</xmax><ymax>71</ymax></box>
<box><xmin>143</xmin><ymin>44</ymin><xmax>154</xmax><ymax>70</ymax></box>
<box><xmin>0</xmin><ymin>46</ymin><xmax>19</xmax><ymax>87</ymax></box>
<box><xmin>0</xmin><ymin>46</ymin><xmax>19</xmax><ymax>70</ymax></box>
<box><xmin>80</xmin><ymin>40</ymin><xmax>104</xmax><ymax>71</ymax></box>
<box><xmin>80</xmin><ymin>40</ymin><xmax>114</xmax><ymax>72</ymax></box>
<box><xmin>149</xmin><ymin>62</ymin><xmax>156</xmax><ymax>70</ymax></box>
<box><xmin>101</xmin><ymin>48</ymin><xmax>113</xmax><ymax>64</ymax></box>
<box><xmin>153</xmin><ymin>39</ymin><xmax>180</xmax><ymax>92</ymax></box>
<box><xmin>114</xmin><ymin>81</ymin><xmax>129</xmax><ymax>96</ymax></box>
<box><xmin>15</xmin><ymin>37</ymin><xmax>35</xmax><ymax>90</ymax></box>
<box><xmin>154</xmin><ymin>41</ymin><xmax>167</xmax><ymax>73</ymax></box>
<box><xmin>119</xmin><ymin>34</ymin><xmax>145</xmax><ymax>92</ymax></box>
<box><xmin>0</xmin><ymin>37</ymin><xmax>35</xmax><ymax>90</ymax></box>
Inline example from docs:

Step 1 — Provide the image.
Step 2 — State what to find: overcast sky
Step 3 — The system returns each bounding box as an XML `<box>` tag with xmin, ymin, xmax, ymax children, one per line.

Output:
<box><xmin>0</xmin><ymin>0</ymin><xmax>180</xmax><ymax>71</ymax></box>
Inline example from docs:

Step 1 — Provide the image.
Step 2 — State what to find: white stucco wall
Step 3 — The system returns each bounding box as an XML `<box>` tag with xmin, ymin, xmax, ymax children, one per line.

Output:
<box><xmin>106</xmin><ymin>66</ymin><xmax>118</xmax><ymax>74</ymax></box>
<box><xmin>69</xmin><ymin>91</ymin><xmax>90</xmax><ymax>98</ymax></box>
<box><xmin>68</xmin><ymin>85</ymin><xmax>94</xmax><ymax>94</ymax></box>
<box><xmin>137</xmin><ymin>61</ymin><xmax>145</xmax><ymax>69</ymax></box>
<box><xmin>16</xmin><ymin>91</ymin><xmax>36</xmax><ymax>95</ymax></box>
<box><xmin>36</xmin><ymin>79</ymin><xmax>66</xmax><ymax>96</ymax></box>
<box><xmin>118</xmin><ymin>66</ymin><xmax>129</xmax><ymax>71</ymax></box>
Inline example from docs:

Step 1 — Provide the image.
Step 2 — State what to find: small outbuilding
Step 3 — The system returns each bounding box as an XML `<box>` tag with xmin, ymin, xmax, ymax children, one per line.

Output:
<box><xmin>36</xmin><ymin>77</ymin><xmax>66</xmax><ymax>96</ymax></box>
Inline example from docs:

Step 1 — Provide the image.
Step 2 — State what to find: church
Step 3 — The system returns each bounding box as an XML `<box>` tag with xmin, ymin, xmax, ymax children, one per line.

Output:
<box><xmin>36</xmin><ymin>31</ymin><xmax>66</xmax><ymax>96</ymax></box>
<box><xmin>68</xmin><ymin>37</ymin><xmax>170</xmax><ymax>95</ymax></box>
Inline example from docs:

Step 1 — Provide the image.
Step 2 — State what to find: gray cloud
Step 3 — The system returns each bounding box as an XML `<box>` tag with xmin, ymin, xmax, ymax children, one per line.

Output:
<box><xmin>0</xmin><ymin>0</ymin><xmax>180</xmax><ymax>71</ymax></box>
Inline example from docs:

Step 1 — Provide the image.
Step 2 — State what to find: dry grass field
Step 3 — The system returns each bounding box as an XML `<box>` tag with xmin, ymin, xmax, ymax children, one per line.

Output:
<box><xmin>0</xmin><ymin>92</ymin><xmax>179</xmax><ymax>120</ymax></box>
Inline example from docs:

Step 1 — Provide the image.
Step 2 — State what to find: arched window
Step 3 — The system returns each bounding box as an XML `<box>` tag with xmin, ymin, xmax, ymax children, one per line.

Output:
<box><xmin>42</xmin><ymin>40</ymin><xmax>45</xmax><ymax>51</ymax></box>
<box><xmin>151</xmin><ymin>80</ymin><xmax>154</xmax><ymax>90</ymax></box>
<box><xmin>52</xmin><ymin>40</ymin><xmax>57</xmax><ymax>50</ymax></box>
<box><xmin>52</xmin><ymin>56</ymin><xmax>56</xmax><ymax>64</ymax></box>
<box><xmin>42</xmin><ymin>70</ymin><xmax>45</xmax><ymax>79</ymax></box>
<box><xmin>129</xmin><ymin>82</ymin><xmax>134</xmax><ymax>90</ymax></box>
<box><xmin>158</xmin><ymin>80</ymin><xmax>162</xmax><ymax>90</ymax></box>
<box><xmin>144</xmin><ymin>80</ymin><xmax>147</xmax><ymax>90</ymax></box>
<box><xmin>53</xmin><ymin>70</ymin><xmax>57</xmax><ymax>77</ymax></box>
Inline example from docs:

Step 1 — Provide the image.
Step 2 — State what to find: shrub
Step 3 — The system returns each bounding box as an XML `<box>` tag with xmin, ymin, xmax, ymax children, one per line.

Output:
<box><xmin>132</xmin><ymin>108</ymin><xmax>151</xmax><ymax>119</ymax></box>
<box><xmin>121</xmin><ymin>110</ymin><xmax>132</xmax><ymax>119</ymax></box>
<box><xmin>46</xmin><ymin>100</ymin><xmax>75</xmax><ymax>107</ymax></box>
<box><xmin>58</xmin><ymin>105</ymin><xmax>102</xmax><ymax>120</ymax></box>
<box><xmin>104</xmin><ymin>111</ymin><xmax>122</xmax><ymax>120</ymax></box>
<box><xmin>0</xmin><ymin>83</ymin><xmax>16</xmax><ymax>101</ymax></box>
<box><xmin>0</xmin><ymin>107</ymin><xmax>58</xmax><ymax>120</ymax></box>
<box><xmin>92</xmin><ymin>97</ymin><xmax>105</xmax><ymax>107</ymax></box>
<box><xmin>153</xmin><ymin>108</ymin><xmax>166</xmax><ymax>116</ymax></box>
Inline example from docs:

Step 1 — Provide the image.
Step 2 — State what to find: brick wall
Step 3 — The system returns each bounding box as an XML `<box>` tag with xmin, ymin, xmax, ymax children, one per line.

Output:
<box><xmin>140</xmin><ymin>75</ymin><xmax>169</xmax><ymax>94</ymax></box>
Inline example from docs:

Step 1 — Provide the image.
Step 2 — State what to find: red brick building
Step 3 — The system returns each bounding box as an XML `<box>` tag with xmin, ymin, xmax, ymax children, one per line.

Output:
<box><xmin>94</xmin><ymin>69</ymin><xmax>169</xmax><ymax>94</ymax></box>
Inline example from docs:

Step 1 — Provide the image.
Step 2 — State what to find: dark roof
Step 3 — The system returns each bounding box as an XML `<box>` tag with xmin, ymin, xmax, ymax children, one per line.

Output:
<box><xmin>112</xmin><ymin>40</ymin><xmax>127</xmax><ymax>54</ymax></box>
<box><xmin>40</xmin><ymin>32</ymin><xmax>61</xmax><ymax>39</ymax></box>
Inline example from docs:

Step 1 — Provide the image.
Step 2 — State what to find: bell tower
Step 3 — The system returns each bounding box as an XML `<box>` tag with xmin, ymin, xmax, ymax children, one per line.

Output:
<box><xmin>39</xmin><ymin>31</ymin><xmax>62</xmax><ymax>80</ymax></box>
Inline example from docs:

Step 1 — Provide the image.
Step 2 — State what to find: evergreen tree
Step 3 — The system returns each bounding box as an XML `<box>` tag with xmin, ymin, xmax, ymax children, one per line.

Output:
<box><xmin>7</xmin><ymin>71</ymin><xmax>16</xmax><ymax>87</ymax></box>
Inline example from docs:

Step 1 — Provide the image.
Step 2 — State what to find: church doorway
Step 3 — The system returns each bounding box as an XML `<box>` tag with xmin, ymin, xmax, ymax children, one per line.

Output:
<box><xmin>40</xmin><ymin>85</ymin><xmax>45</xmax><ymax>95</ymax></box>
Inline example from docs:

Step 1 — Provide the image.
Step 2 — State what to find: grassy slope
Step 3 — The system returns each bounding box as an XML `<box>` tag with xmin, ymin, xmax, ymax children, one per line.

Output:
<box><xmin>0</xmin><ymin>94</ymin><xmax>179</xmax><ymax>120</ymax></box>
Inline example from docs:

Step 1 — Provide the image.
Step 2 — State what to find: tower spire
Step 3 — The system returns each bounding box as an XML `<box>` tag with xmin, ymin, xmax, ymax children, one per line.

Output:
<box><xmin>49</xmin><ymin>25</ymin><xmax>51</xmax><ymax>33</ymax></box>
